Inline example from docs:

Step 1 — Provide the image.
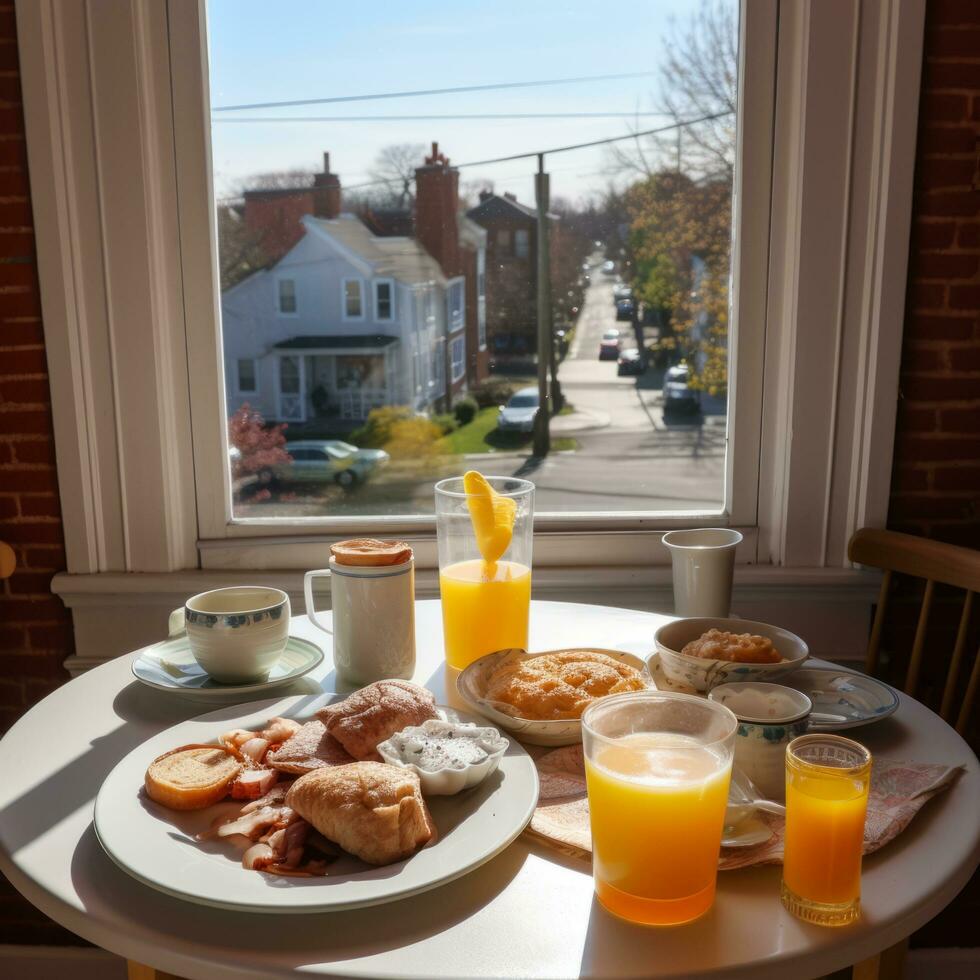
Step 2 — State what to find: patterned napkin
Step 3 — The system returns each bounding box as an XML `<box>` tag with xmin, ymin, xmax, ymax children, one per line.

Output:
<box><xmin>524</xmin><ymin>744</ymin><xmax>963</xmax><ymax>869</ymax></box>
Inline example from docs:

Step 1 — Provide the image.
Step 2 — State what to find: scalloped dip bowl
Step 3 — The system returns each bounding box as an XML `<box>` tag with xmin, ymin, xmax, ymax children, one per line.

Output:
<box><xmin>652</xmin><ymin>617</ymin><xmax>809</xmax><ymax>693</ymax></box>
<box><xmin>456</xmin><ymin>647</ymin><xmax>653</xmax><ymax>746</ymax></box>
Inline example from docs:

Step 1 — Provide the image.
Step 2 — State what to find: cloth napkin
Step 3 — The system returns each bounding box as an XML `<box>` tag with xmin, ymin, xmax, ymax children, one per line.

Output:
<box><xmin>524</xmin><ymin>744</ymin><xmax>962</xmax><ymax>870</ymax></box>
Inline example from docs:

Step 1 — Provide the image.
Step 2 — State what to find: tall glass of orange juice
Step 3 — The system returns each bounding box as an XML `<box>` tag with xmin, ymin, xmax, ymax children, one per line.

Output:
<box><xmin>435</xmin><ymin>474</ymin><xmax>534</xmax><ymax>670</ymax></box>
<box><xmin>782</xmin><ymin>734</ymin><xmax>872</xmax><ymax>926</ymax></box>
<box><xmin>582</xmin><ymin>691</ymin><xmax>737</xmax><ymax>926</ymax></box>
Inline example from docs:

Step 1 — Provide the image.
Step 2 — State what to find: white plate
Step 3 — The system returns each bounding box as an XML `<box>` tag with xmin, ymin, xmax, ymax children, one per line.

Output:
<box><xmin>783</xmin><ymin>668</ymin><xmax>900</xmax><ymax>730</ymax></box>
<box><xmin>131</xmin><ymin>635</ymin><xmax>324</xmax><ymax>702</ymax></box>
<box><xmin>94</xmin><ymin>694</ymin><xmax>539</xmax><ymax>913</ymax></box>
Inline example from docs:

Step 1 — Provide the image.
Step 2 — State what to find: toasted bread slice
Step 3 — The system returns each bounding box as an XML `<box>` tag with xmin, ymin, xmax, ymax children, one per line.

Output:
<box><xmin>144</xmin><ymin>745</ymin><xmax>242</xmax><ymax>810</ymax></box>
<box><xmin>266</xmin><ymin>719</ymin><xmax>354</xmax><ymax>774</ymax></box>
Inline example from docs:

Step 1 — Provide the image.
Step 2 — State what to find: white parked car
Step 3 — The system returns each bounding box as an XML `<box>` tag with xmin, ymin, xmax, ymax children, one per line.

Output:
<box><xmin>497</xmin><ymin>387</ymin><xmax>540</xmax><ymax>434</ymax></box>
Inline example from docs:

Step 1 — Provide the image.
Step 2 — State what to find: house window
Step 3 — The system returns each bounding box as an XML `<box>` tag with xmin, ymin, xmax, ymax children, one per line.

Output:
<box><xmin>236</xmin><ymin>358</ymin><xmax>257</xmax><ymax>393</ymax></box>
<box><xmin>451</xmin><ymin>336</ymin><xmax>466</xmax><ymax>383</ymax></box>
<box><xmin>477</xmin><ymin>258</ymin><xmax>487</xmax><ymax>351</ymax></box>
<box><xmin>278</xmin><ymin>278</ymin><xmax>296</xmax><ymax>314</ymax></box>
<box><xmin>374</xmin><ymin>280</ymin><xmax>394</xmax><ymax>320</ymax></box>
<box><xmin>343</xmin><ymin>279</ymin><xmax>363</xmax><ymax>319</ymax></box>
<box><xmin>447</xmin><ymin>278</ymin><xmax>465</xmax><ymax>334</ymax></box>
<box><xmin>514</xmin><ymin>229</ymin><xmax>530</xmax><ymax>259</ymax></box>
<box><xmin>496</xmin><ymin>229</ymin><xmax>511</xmax><ymax>252</ymax></box>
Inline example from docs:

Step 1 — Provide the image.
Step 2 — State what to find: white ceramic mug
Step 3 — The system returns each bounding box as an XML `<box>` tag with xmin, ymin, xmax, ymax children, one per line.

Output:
<box><xmin>168</xmin><ymin>586</ymin><xmax>290</xmax><ymax>684</ymax></box>
<box><xmin>304</xmin><ymin>555</ymin><xmax>415</xmax><ymax>685</ymax></box>
<box><xmin>662</xmin><ymin>528</ymin><xmax>743</xmax><ymax>617</ymax></box>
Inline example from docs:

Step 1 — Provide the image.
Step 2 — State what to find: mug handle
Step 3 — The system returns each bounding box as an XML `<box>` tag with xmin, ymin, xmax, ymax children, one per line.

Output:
<box><xmin>168</xmin><ymin>607</ymin><xmax>187</xmax><ymax>638</ymax></box>
<box><xmin>304</xmin><ymin>569</ymin><xmax>333</xmax><ymax>634</ymax></box>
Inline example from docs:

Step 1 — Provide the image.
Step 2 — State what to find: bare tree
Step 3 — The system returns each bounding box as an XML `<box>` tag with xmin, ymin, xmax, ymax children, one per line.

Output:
<box><xmin>369</xmin><ymin>143</ymin><xmax>426</xmax><ymax>209</ymax></box>
<box><xmin>608</xmin><ymin>0</ymin><xmax>737</xmax><ymax>181</ymax></box>
<box><xmin>233</xmin><ymin>168</ymin><xmax>315</xmax><ymax>191</ymax></box>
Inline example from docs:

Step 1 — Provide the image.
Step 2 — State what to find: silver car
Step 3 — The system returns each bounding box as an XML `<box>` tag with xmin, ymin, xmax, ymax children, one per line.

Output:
<box><xmin>497</xmin><ymin>387</ymin><xmax>540</xmax><ymax>433</ymax></box>
<box><xmin>276</xmin><ymin>439</ymin><xmax>388</xmax><ymax>489</ymax></box>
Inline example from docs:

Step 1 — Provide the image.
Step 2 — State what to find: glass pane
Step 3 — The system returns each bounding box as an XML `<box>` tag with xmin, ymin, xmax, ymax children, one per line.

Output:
<box><xmin>211</xmin><ymin>0</ymin><xmax>736</xmax><ymax>518</ymax></box>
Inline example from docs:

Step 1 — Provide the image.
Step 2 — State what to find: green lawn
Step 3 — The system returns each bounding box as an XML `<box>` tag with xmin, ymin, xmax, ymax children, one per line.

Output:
<box><xmin>440</xmin><ymin>407</ymin><xmax>577</xmax><ymax>455</ymax></box>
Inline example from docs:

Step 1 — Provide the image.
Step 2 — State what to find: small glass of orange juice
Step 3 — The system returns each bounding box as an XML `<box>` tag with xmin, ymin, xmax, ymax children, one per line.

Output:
<box><xmin>435</xmin><ymin>474</ymin><xmax>534</xmax><ymax>670</ymax></box>
<box><xmin>782</xmin><ymin>734</ymin><xmax>872</xmax><ymax>927</ymax></box>
<box><xmin>582</xmin><ymin>691</ymin><xmax>737</xmax><ymax>926</ymax></box>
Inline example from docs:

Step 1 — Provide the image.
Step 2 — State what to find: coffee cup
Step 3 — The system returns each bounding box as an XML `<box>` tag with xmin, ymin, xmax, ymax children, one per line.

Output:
<box><xmin>168</xmin><ymin>586</ymin><xmax>290</xmax><ymax>684</ymax></box>
<box><xmin>708</xmin><ymin>682</ymin><xmax>812</xmax><ymax>802</ymax></box>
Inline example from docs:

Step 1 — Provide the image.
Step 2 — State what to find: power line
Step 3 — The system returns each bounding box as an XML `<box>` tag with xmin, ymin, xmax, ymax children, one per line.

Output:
<box><xmin>211</xmin><ymin>71</ymin><xmax>660</xmax><ymax>112</ymax></box>
<box><xmin>213</xmin><ymin>111</ymin><xmax>672</xmax><ymax>123</ymax></box>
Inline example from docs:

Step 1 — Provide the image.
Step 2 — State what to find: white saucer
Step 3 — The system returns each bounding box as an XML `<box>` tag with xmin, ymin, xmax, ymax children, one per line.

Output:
<box><xmin>131</xmin><ymin>635</ymin><xmax>324</xmax><ymax>702</ymax></box>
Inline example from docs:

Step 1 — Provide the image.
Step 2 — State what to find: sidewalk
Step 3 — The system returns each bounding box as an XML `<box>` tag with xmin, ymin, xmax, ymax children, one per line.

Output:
<box><xmin>550</xmin><ymin>407</ymin><xmax>610</xmax><ymax>433</ymax></box>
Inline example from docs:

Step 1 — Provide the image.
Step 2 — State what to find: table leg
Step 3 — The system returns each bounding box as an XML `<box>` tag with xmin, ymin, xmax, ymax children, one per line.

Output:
<box><xmin>127</xmin><ymin>960</ymin><xmax>187</xmax><ymax>980</ymax></box>
<box><xmin>852</xmin><ymin>937</ymin><xmax>908</xmax><ymax>980</ymax></box>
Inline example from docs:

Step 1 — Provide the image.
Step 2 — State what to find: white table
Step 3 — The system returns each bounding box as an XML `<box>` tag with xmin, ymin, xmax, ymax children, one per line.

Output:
<box><xmin>1</xmin><ymin>600</ymin><xmax>978</xmax><ymax>979</ymax></box>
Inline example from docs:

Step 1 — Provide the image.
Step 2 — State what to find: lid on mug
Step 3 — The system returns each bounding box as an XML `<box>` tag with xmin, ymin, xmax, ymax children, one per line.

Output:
<box><xmin>330</xmin><ymin>538</ymin><xmax>412</xmax><ymax>567</ymax></box>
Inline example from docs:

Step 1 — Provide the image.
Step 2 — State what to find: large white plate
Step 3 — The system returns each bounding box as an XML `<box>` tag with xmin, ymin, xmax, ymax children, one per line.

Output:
<box><xmin>94</xmin><ymin>694</ymin><xmax>539</xmax><ymax>913</ymax></box>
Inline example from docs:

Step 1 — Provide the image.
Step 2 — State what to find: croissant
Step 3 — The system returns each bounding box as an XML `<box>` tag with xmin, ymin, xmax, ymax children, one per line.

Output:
<box><xmin>285</xmin><ymin>762</ymin><xmax>435</xmax><ymax>866</ymax></box>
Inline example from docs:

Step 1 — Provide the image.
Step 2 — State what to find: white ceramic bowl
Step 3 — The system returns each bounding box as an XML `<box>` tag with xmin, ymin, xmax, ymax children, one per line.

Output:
<box><xmin>456</xmin><ymin>647</ymin><xmax>652</xmax><ymax>747</ymax></box>
<box><xmin>652</xmin><ymin>617</ymin><xmax>808</xmax><ymax>693</ymax></box>
<box><xmin>376</xmin><ymin>720</ymin><xmax>508</xmax><ymax>796</ymax></box>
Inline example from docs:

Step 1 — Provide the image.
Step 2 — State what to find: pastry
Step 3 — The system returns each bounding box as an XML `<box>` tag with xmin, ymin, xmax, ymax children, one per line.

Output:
<box><xmin>318</xmin><ymin>680</ymin><xmax>438</xmax><ymax>761</ymax></box>
<box><xmin>144</xmin><ymin>745</ymin><xmax>241</xmax><ymax>810</ymax></box>
<box><xmin>285</xmin><ymin>762</ymin><xmax>434</xmax><ymax>865</ymax></box>
<box><xmin>330</xmin><ymin>538</ymin><xmax>412</xmax><ymax>567</ymax></box>
<box><xmin>484</xmin><ymin>650</ymin><xmax>646</xmax><ymax>720</ymax></box>
<box><xmin>266</xmin><ymin>719</ymin><xmax>355</xmax><ymax>774</ymax></box>
<box><xmin>681</xmin><ymin>628</ymin><xmax>781</xmax><ymax>664</ymax></box>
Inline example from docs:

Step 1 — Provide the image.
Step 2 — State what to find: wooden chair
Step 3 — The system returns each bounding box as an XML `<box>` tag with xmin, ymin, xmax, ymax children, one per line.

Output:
<box><xmin>848</xmin><ymin>527</ymin><xmax>980</xmax><ymax>735</ymax></box>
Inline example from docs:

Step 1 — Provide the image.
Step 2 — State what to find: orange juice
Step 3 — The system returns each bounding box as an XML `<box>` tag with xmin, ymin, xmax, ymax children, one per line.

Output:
<box><xmin>585</xmin><ymin>732</ymin><xmax>732</xmax><ymax>925</ymax></box>
<box><xmin>783</xmin><ymin>767</ymin><xmax>868</xmax><ymax>911</ymax></box>
<box><xmin>439</xmin><ymin>558</ymin><xmax>531</xmax><ymax>669</ymax></box>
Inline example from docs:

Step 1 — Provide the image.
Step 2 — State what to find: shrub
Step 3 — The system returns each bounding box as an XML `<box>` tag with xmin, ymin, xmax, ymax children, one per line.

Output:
<box><xmin>470</xmin><ymin>377</ymin><xmax>521</xmax><ymax>409</ymax></box>
<box><xmin>349</xmin><ymin>405</ymin><xmax>414</xmax><ymax>448</ymax></box>
<box><xmin>228</xmin><ymin>403</ymin><xmax>291</xmax><ymax>478</ymax></box>
<box><xmin>453</xmin><ymin>396</ymin><xmax>478</xmax><ymax>426</ymax></box>
<box><xmin>432</xmin><ymin>413</ymin><xmax>459</xmax><ymax>436</ymax></box>
<box><xmin>384</xmin><ymin>416</ymin><xmax>444</xmax><ymax>459</ymax></box>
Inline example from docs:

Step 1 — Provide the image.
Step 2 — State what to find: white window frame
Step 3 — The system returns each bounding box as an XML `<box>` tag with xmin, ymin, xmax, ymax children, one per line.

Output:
<box><xmin>446</xmin><ymin>276</ymin><xmax>465</xmax><ymax>335</ymax></box>
<box><xmin>341</xmin><ymin>277</ymin><xmax>364</xmax><ymax>321</ymax></box>
<box><xmin>17</xmin><ymin>0</ymin><xmax>925</xmax><ymax>667</ymax></box>
<box><xmin>373</xmin><ymin>277</ymin><xmax>395</xmax><ymax>321</ymax></box>
<box><xmin>235</xmin><ymin>357</ymin><xmax>257</xmax><ymax>395</ymax></box>
<box><xmin>276</xmin><ymin>276</ymin><xmax>297</xmax><ymax>316</ymax></box>
<box><xmin>451</xmin><ymin>335</ymin><xmax>466</xmax><ymax>384</ymax></box>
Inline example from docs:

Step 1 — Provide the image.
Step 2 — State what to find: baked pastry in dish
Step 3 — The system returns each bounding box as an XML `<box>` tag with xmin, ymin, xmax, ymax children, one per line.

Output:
<box><xmin>680</xmin><ymin>628</ymin><xmax>782</xmax><ymax>664</ymax></box>
<box><xmin>483</xmin><ymin>649</ymin><xmax>645</xmax><ymax>721</ymax></box>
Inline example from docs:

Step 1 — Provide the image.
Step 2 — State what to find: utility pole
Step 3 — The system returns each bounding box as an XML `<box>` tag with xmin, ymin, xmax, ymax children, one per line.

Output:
<box><xmin>533</xmin><ymin>153</ymin><xmax>551</xmax><ymax>458</ymax></box>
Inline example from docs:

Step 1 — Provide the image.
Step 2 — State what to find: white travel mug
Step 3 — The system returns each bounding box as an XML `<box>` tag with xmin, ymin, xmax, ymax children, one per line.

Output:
<box><xmin>304</xmin><ymin>555</ymin><xmax>416</xmax><ymax>685</ymax></box>
<box><xmin>662</xmin><ymin>528</ymin><xmax>743</xmax><ymax>617</ymax></box>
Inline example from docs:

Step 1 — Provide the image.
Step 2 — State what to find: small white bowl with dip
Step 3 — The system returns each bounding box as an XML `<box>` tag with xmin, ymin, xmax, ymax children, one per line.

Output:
<box><xmin>708</xmin><ymin>682</ymin><xmax>812</xmax><ymax>802</ymax></box>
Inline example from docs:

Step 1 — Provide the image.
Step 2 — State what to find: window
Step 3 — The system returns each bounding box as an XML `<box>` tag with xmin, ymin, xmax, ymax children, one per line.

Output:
<box><xmin>447</xmin><ymin>278</ymin><xmax>465</xmax><ymax>334</ymax></box>
<box><xmin>374</xmin><ymin>279</ymin><xmax>394</xmax><ymax>320</ymax></box>
<box><xmin>477</xmin><ymin>254</ymin><xmax>487</xmax><ymax>351</ymax></box>
<box><xmin>514</xmin><ymin>229</ymin><xmax>530</xmax><ymax>259</ymax></box>
<box><xmin>496</xmin><ymin>229</ymin><xmax>511</xmax><ymax>251</ymax></box>
<box><xmin>451</xmin><ymin>335</ymin><xmax>465</xmax><ymax>383</ymax></box>
<box><xmin>343</xmin><ymin>279</ymin><xmax>363</xmax><ymax>319</ymax></box>
<box><xmin>236</xmin><ymin>358</ymin><xmax>257</xmax><ymax>393</ymax></box>
<box><xmin>278</xmin><ymin>278</ymin><xmax>296</xmax><ymax>314</ymax></box>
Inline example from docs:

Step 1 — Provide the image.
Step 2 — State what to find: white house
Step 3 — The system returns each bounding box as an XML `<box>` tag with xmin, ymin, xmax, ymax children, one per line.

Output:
<box><xmin>222</xmin><ymin>214</ymin><xmax>462</xmax><ymax>424</ymax></box>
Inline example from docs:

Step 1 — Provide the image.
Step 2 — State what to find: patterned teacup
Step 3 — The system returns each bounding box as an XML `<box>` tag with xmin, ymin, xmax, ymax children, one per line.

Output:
<box><xmin>168</xmin><ymin>586</ymin><xmax>290</xmax><ymax>684</ymax></box>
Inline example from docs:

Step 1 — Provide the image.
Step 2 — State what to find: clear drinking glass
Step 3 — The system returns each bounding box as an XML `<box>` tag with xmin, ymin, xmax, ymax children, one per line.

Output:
<box><xmin>582</xmin><ymin>691</ymin><xmax>737</xmax><ymax>926</ymax></box>
<box><xmin>781</xmin><ymin>734</ymin><xmax>872</xmax><ymax>926</ymax></box>
<box><xmin>434</xmin><ymin>476</ymin><xmax>534</xmax><ymax>670</ymax></box>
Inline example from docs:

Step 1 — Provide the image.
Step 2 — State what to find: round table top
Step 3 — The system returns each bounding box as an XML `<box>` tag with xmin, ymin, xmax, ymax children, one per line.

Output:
<box><xmin>1</xmin><ymin>600</ymin><xmax>978</xmax><ymax>980</ymax></box>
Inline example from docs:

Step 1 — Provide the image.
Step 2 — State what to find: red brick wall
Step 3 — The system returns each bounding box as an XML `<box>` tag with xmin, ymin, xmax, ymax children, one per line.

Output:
<box><xmin>888</xmin><ymin>0</ymin><xmax>980</xmax><ymax>549</ymax></box>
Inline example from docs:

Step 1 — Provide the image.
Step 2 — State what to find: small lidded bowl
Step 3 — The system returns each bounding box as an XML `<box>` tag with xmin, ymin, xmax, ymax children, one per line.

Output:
<box><xmin>653</xmin><ymin>617</ymin><xmax>808</xmax><ymax>693</ymax></box>
<box><xmin>708</xmin><ymin>682</ymin><xmax>812</xmax><ymax>802</ymax></box>
<box><xmin>377</xmin><ymin>719</ymin><xmax>508</xmax><ymax>796</ymax></box>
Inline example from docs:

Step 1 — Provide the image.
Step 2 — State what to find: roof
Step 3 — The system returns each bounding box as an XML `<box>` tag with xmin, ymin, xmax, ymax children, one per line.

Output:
<box><xmin>274</xmin><ymin>334</ymin><xmax>399</xmax><ymax>350</ymax></box>
<box><xmin>457</xmin><ymin>213</ymin><xmax>488</xmax><ymax>248</ymax></box>
<box><xmin>305</xmin><ymin>215</ymin><xmax>447</xmax><ymax>286</ymax></box>
<box><xmin>467</xmin><ymin>192</ymin><xmax>557</xmax><ymax>224</ymax></box>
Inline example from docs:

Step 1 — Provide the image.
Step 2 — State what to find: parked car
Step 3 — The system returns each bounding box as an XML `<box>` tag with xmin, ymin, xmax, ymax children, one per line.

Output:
<box><xmin>275</xmin><ymin>439</ymin><xmax>388</xmax><ymax>489</ymax></box>
<box><xmin>617</xmin><ymin>348</ymin><xmax>646</xmax><ymax>376</ymax></box>
<box><xmin>663</xmin><ymin>364</ymin><xmax>701</xmax><ymax>415</ymax></box>
<box><xmin>613</xmin><ymin>282</ymin><xmax>633</xmax><ymax>302</ymax></box>
<box><xmin>615</xmin><ymin>298</ymin><xmax>635</xmax><ymax>322</ymax></box>
<box><xmin>601</xmin><ymin>260</ymin><xmax>617</xmax><ymax>276</ymax></box>
<box><xmin>497</xmin><ymin>387</ymin><xmax>540</xmax><ymax>433</ymax></box>
<box><xmin>598</xmin><ymin>328</ymin><xmax>621</xmax><ymax>360</ymax></box>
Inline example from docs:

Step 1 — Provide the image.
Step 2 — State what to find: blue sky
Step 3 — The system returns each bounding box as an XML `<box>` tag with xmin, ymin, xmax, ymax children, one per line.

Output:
<box><xmin>206</xmin><ymin>0</ymin><xmax>733</xmax><ymax>205</ymax></box>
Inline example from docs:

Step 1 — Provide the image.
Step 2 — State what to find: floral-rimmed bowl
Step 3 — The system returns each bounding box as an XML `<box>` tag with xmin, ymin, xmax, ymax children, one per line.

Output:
<box><xmin>652</xmin><ymin>617</ymin><xmax>809</xmax><ymax>693</ymax></box>
<box><xmin>456</xmin><ymin>647</ymin><xmax>653</xmax><ymax>746</ymax></box>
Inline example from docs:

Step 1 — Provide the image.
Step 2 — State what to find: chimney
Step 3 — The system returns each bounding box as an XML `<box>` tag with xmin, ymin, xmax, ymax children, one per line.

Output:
<box><xmin>479</xmin><ymin>189</ymin><xmax>493</xmax><ymax>203</ymax></box>
<box><xmin>312</xmin><ymin>152</ymin><xmax>341</xmax><ymax>219</ymax></box>
<box><xmin>414</xmin><ymin>141</ymin><xmax>460</xmax><ymax>277</ymax></box>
